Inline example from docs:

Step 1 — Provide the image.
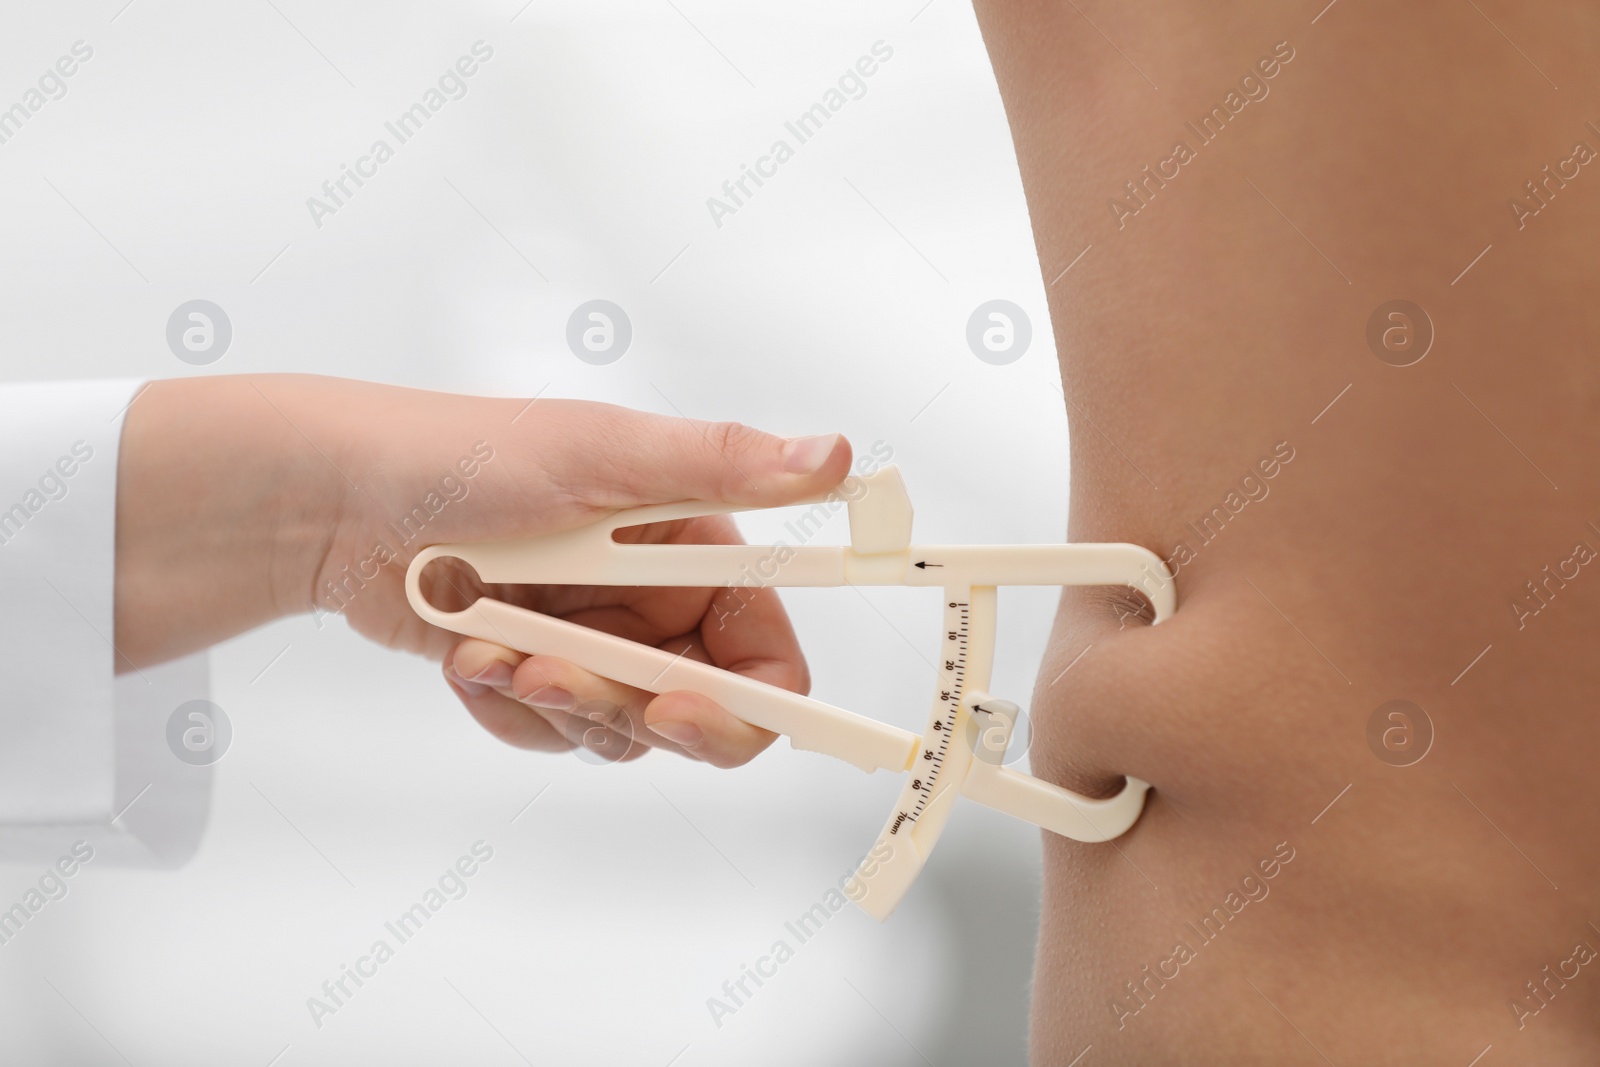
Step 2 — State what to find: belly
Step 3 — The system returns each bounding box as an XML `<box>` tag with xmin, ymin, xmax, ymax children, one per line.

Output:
<box><xmin>1025</xmin><ymin>374</ymin><xmax>1600</xmax><ymax>1064</ymax></box>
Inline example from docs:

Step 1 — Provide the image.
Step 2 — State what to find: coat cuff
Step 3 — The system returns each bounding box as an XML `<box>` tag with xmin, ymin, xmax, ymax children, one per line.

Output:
<box><xmin>0</xmin><ymin>380</ymin><xmax>210</xmax><ymax>866</ymax></box>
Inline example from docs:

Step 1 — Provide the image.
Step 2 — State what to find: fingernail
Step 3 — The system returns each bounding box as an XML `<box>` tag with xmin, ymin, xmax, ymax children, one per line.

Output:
<box><xmin>444</xmin><ymin>665</ymin><xmax>489</xmax><ymax>698</ymax></box>
<box><xmin>648</xmin><ymin>720</ymin><xmax>703</xmax><ymax>749</ymax></box>
<box><xmin>466</xmin><ymin>661</ymin><xmax>514</xmax><ymax>688</ymax></box>
<box><xmin>782</xmin><ymin>433</ymin><xmax>839</xmax><ymax>474</ymax></box>
<box><xmin>522</xmin><ymin>685</ymin><xmax>575</xmax><ymax>711</ymax></box>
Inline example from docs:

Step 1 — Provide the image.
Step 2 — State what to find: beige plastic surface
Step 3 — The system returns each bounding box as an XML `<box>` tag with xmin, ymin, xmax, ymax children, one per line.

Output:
<box><xmin>405</xmin><ymin>466</ymin><xmax>1173</xmax><ymax>920</ymax></box>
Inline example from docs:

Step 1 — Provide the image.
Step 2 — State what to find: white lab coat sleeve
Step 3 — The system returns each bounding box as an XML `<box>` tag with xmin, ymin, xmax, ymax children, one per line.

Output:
<box><xmin>0</xmin><ymin>380</ymin><xmax>210</xmax><ymax>867</ymax></box>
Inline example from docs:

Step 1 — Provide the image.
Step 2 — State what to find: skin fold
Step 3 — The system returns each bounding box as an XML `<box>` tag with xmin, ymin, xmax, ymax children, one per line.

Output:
<box><xmin>970</xmin><ymin>1</ymin><xmax>1600</xmax><ymax>1063</ymax></box>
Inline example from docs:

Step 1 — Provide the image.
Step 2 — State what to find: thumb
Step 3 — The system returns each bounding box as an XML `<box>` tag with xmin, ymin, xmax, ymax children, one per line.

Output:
<box><xmin>544</xmin><ymin>402</ymin><xmax>854</xmax><ymax>510</ymax></box>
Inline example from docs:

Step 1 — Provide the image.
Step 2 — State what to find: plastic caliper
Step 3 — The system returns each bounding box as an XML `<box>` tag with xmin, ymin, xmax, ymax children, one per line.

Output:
<box><xmin>406</xmin><ymin>466</ymin><xmax>1174</xmax><ymax>920</ymax></box>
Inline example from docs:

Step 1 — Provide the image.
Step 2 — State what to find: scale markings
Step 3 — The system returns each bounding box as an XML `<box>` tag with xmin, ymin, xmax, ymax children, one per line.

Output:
<box><xmin>897</xmin><ymin>596</ymin><xmax>969</xmax><ymax>831</ymax></box>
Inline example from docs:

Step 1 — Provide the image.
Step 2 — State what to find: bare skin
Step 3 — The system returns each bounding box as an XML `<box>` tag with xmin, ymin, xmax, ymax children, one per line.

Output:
<box><xmin>970</xmin><ymin>1</ymin><xmax>1600</xmax><ymax>1062</ymax></box>
<box><xmin>113</xmin><ymin>374</ymin><xmax>852</xmax><ymax>768</ymax></box>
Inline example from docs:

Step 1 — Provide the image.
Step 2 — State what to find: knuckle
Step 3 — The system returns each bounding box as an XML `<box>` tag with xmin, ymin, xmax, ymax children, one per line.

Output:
<box><xmin>536</xmin><ymin>406</ymin><xmax>626</xmax><ymax>512</ymax></box>
<box><xmin>705</xmin><ymin>420</ymin><xmax>766</xmax><ymax>495</ymax></box>
<box><xmin>706</xmin><ymin>419</ymin><xmax>757</xmax><ymax>457</ymax></box>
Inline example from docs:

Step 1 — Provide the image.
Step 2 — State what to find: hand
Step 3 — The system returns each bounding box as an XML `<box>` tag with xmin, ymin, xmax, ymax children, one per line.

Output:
<box><xmin>114</xmin><ymin>375</ymin><xmax>852</xmax><ymax>767</ymax></box>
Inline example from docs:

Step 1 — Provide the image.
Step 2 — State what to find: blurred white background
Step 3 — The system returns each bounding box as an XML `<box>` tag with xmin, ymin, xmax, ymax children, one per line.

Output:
<box><xmin>0</xmin><ymin>1</ymin><xmax>1072</xmax><ymax>1063</ymax></box>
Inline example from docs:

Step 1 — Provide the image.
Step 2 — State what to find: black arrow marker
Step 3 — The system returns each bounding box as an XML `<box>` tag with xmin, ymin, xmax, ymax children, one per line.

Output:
<box><xmin>914</xmin><ymin>561</ymin><xmax>943</xmax><ymax>569</ymax></box>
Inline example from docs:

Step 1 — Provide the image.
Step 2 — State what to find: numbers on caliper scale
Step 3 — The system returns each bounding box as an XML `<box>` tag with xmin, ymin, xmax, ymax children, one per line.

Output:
<box><xmin>894</xmin><ymin>596</ymin><xmax>969</xmax><ymax>834</ymax></box>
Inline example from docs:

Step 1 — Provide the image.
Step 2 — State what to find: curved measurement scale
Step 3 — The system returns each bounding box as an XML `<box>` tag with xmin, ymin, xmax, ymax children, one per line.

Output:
<box><xmin>405</xmin><ymin>466</ymin><xmax>1175</xmax><ymax>920</ymax></box>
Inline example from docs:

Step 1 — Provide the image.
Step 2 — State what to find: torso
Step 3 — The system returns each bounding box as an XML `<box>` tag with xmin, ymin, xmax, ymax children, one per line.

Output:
<box><xmin>970</xmin><ymin>2</ymin><xmax>1600</xmax><ymax>1061</ymax></box>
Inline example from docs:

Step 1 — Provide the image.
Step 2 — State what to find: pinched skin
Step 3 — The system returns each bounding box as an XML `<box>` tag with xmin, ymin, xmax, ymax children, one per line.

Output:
<box><xmin>972</xmin><ymin>2</ymin><xmax>1600</xmax><ymax>1062</ymax></box>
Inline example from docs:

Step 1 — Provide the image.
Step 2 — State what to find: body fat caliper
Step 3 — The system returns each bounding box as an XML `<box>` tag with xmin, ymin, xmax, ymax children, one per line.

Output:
<box><xmin>406</xmin><ymin>466</ymin><xmax>1174</xmax><ymax>920</ymax></box>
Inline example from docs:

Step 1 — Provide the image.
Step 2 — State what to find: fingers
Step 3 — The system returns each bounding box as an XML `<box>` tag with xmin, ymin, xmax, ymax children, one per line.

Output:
<box><xmin>448</xmin><ymin>637</ymin><xmax>524</xmax><ymax>689</ymax></box>
<box><xmin>446</xmin><ymin>638</ymin><xmax>637</xmax><ymax>759</ymax></box>
<box><xmin>446</xmin><ymin>634</ymin><xmax>781</xmax><ymax>766</ymax></box>
<box><xmin>443</xmin><ymin>642</ymin><xmax>573</xmax><ymax>753</ymax></box>
<box><xmin>509</xmin><ymin>648</ymin><xmax>779</xmax><ymax>767</ymax></box>
<box><xmin>539</xmin><ymin>404</ymin><xmax>855</xmax><ymax>512</ymax></box>
<box><xmin>509</xmin><ymin>653</ymin><xmax>653</xmax><ymax>761</ymax></box>
<box><xmin>645</xmin><ymin>689</ymin><xmax>778</xmax><ymax>769</ymax></box>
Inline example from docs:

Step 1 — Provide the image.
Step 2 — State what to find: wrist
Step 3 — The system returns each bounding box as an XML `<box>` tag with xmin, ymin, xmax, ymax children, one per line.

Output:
<box><xmin>114</xmin><ymin>374</ymin><xmax>346</xmax><ymax>665</ymax></box>
<box><xmin>245</xmin><ymin>374</ymin><xmax>352</xmax><ymax>616</ymax></box>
